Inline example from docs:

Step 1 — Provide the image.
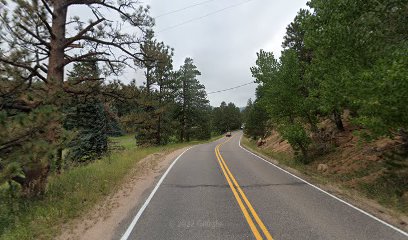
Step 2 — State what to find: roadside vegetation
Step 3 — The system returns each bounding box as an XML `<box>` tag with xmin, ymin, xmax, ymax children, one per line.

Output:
<box><xmin>241</xmin><ymin>133</ymin><xmax>408</xmax><ymax>217</ymax></box>
<box><xmin>0</xmin><ymin>135</ymin><xmax>224</xmax><ymax>240</ymax></box>
<box><xmin>243</xmin><ymin>0</ymin><xmax>407</xmax><ymax>217</ymax></box>
<box><xmin>0</xmin><ymin>1</ymin><xmax>242</xmax><ymax>239</ymax></box>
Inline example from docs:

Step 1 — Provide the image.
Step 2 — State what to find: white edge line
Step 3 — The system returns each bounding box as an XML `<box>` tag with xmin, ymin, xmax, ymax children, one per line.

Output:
<box><xmin>238</xmin><ymin>134</ymin><xmax>408</xmax><ymax>237</ymax></box>
<box><xmin>120</xmin><ymin>146</ymin><xmax>193</xmax><ymax>240</ymax></box>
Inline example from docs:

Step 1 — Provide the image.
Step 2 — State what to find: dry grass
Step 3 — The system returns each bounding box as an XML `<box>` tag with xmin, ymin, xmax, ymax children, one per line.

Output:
<box><xmin>0</xmin><ymin>135</ymin><xmax>222</xmax><ymax>240</ymax></box>
<box><xmin>241</xmin><ymin>122</ymin><xmax>408</xmax><ymax>218</ymax></box>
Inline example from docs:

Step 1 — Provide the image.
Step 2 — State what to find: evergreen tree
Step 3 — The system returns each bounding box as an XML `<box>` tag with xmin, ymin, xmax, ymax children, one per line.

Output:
<box><xmin>135</xmin><ymin>34</ymin><xmax>175</xmax><ymax>145</ymax></box>
<box><xmin>248</xmin><ymin>0</ymin><xmax>408</xmax><ymax>162</ymax></box>
<box><xmin>0</xmin><ymin>52</ymin><xmax>62</xmax><ymax>196</ymax></box>
<box><xmin>64</xmin><ymin>101</ymin><xmax>108</xmax><ymax>163</ymax></box>
<box><xmin>63</xmin><ymin>61</ymin><xmax>111</xmax><ymax>163</ymax></box>
<box><xmin>175</xmin><ymin>58</ymin><xmax>211</xmax><ymax>141</ymax></box>
<box><xmin>212</xmin><ymin>101</ymin><xmax>242</xmax><ymax>134</ymax></box>
<box><xmin>243</xmin><ymin>99</ymin><xmax>269</xmax><ymax>140</ymax></box>
<box><xmin>305</xmin><ymin>0</ymin><xmax>408</xmax><ymax>135</ymax></box>
<box><xmin>282</xmin><ymin>9</ymin><xmax>312</xmax><ymax>66</ymax></box>
<box><xmin>190</xmin><ymin>105</ymin><xmax>212</xmax><ymax>140</ymax></box>
<box><xmin>0</xmin><ymin>0</ymin><xmax>153</xmax><ymax>196</ymax></box>
<box><xmin>251</xmin><ymin>49</ymin><xmax>312</xmax><ymax>161</ymax></box>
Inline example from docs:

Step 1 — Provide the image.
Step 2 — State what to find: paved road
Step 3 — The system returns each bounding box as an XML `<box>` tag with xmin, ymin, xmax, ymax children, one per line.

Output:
<box><xmin>118</xmin><ymin>132</ymin><xmax>408</xmax><ymax>240</ymax></box>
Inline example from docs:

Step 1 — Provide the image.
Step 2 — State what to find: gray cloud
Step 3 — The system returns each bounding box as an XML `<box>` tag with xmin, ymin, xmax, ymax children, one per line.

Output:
<box><xmin>68</xmin><ymin>0</ymin><xmax>308</xmax><ymax>107</ymax></box>
<box><xmin>147</xmin><ymin>0</ymin><xmax>308</xmax><ymax>107</ymax></box>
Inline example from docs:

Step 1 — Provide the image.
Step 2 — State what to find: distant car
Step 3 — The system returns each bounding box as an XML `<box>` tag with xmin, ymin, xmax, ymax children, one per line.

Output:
<box><xmin>226</xmin><ymin>132</ymin><xmax>232</xmax><ymax>137</ymax></box>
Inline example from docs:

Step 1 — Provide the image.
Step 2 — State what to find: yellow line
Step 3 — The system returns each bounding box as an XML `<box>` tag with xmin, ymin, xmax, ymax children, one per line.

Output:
<box><xmin>216</xmin><ymin>135</ymin><xmax>274</xmax><ymax>240</ymax></box>
<box><xmin>214</xmin><ymin>144</ymin><xmax>263</xmax><ymax>240</ymax></box>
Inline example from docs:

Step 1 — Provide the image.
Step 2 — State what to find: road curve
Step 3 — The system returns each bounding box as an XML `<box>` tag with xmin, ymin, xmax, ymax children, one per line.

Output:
<box><xmin>116</xmin><ymin>132</ymin><xmax>408</xmax><ymax>240</ymax></box>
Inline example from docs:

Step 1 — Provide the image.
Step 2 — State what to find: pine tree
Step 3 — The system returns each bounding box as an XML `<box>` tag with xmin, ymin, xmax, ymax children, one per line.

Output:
<box><xmin>63</xmin><ymin>61</ymin><xmax>111</xmax><ymax>164</ymax></box>
<box><xmin>212</xmin><ymin>102</ymin><xmax>242</xmax><ymax>134</ymax></box>
<box><xmin>243</xmin><ymin>99</ymin><xmax>269</xmax><ymax>140</ymax></box>
<box><xmin>175</xmin><ymin>58</ymin><xmax>210</xmax><ymax>141</ymax></box>
<box><xmin>135</xmin><ymin>33</ymin><xmax>175</xmax><ymax>145</ymax></box>
<box><xmin>0</xmin><ymin>0</ymin><xmax>153</xmax><ymax>196</ymax></box>
<box><xmin>251</xmin><ymin>49</ymin><xmax>312</xmax><ymax>161</ymax></box>
<box><xmin>305</xmin><ymin>0</ymin><xmax>408</xmax><ymax>136</ymax></box>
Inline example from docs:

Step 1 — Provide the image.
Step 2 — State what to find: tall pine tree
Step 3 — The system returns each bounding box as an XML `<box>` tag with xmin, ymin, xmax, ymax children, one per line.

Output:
<box><xmin>175</xmin><ymin>58</ymin><xmax>211</xmax><ymax>141</ymax></box>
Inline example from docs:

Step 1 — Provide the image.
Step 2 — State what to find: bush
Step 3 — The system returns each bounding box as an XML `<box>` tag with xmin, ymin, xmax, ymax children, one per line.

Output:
<box><xmin>279</xmin><ymin>123</ymin><xmax>311</xmax><ymax>162</ymax></box>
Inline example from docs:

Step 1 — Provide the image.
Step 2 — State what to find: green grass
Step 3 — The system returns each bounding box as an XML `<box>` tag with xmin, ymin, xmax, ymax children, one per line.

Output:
<box><xmin>0</xmin><ymin>135</ymin><xmax>222</xmax><ymax>240</ymax></box>
<box><xmin>109</xmin><ymin>134</ymin><xmax>137</xmax><ymax>150</ymax></box>
<box><xmin>357</xmin><ymin>176</ymin><xmax>408</xmax><ymax>214</ymax></box>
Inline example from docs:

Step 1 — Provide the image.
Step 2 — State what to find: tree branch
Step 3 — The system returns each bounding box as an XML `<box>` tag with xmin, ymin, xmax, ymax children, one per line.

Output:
<box><xmin>66</xmin><ymin>77</ymin><xmax>104</xmax><ymax>85</ymax></box>
<box><xmin>1</xmin><ymin>99</ymin><xmax>41</xmax><ymax>112</ymax></box>
<box><xmin>36</xmin><ymin>12</ymin><xmax>54</xmax><ymax>38</ymax></box>
<box><xmin>40</xmin><ymin>0</ymin><xmax>56</xmax><ymax>18</ymax></box>
<box><xmin>16</xmin><ymin>23</ymin><xmax>50</xmax><ymax>49</ymax></box>
<box><xmin>80</xmin><ymin>36</ymin><xmax>143</xmax><ymax>61</ymax></box>
<box><xmin>0</xmin><ymin>133</ymin><xmax>32</xmax><ymax>152</ymax></box>
<box><xmin>66</xmin><ymin>0</ymin><xmax>102</xmax><ymax>6</ymax></box>
<box><xmin>0</xmin><ymin>57</ymin><xmax>47</xmax><ymax>82</ymax></box>
<box><xmin>63</xmin><ymin>51</ymin><xmax>108</xmax><ymax>66</ymax></box>
<box><xmin>64</xmin><ymin>18</ymin><xmax>105</xmax><ymax>47</ymax></box>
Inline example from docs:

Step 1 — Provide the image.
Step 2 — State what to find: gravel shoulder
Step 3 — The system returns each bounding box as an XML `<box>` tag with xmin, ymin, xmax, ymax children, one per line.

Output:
<box><xmin>57</xmin><ymin>147</ymin><xmax>190</xmax><ymax>240</ymax></box>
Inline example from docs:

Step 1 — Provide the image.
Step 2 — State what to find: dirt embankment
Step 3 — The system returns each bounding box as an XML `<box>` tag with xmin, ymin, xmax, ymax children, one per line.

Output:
<box><xmin>57</xmin><ymin>147</ymin><xmax>189</xmax><ymax>240</ymax></box>
<box><xmin>252</xmin><ymin>116</ymin><xmax>408</xmax><ymax>231</ymax></box>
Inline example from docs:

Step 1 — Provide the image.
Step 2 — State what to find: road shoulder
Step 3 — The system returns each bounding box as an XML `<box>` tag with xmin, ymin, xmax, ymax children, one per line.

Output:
<box><xmin>57</xmin><ymin>147</ymin><xmax>190</xmax><ymax>240</ymax></box>
<box><xmin>239</xmin><ymin>135</ymin><xmax>408</xmax><ymax>233</ymax></box>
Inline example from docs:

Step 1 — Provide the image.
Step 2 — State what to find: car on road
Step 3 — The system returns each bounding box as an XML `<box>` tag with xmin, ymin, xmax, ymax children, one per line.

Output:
<box><xmin>226</xmin><ymin>131</ymin><xmax>232</xmax><ymax>137</ymax></box>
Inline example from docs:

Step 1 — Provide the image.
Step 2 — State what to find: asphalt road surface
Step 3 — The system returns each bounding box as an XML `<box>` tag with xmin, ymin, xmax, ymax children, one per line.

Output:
<box><xmin>117</xmin><ymin>132</ymin><xmax>408</xmax><ymax>240</ymax></box>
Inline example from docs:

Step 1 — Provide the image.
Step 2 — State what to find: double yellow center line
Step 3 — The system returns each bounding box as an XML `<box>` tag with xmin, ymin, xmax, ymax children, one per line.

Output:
<box><xmin>215</xmin><ymin>136</ymin><xmax>273</xmax><ymax>240</ymax></box>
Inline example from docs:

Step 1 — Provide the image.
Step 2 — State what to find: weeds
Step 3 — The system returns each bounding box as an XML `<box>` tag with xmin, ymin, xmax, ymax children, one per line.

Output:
<box><xmin>241</xmin><ymin>136</ymin><xmax>408</xmax><ymax>215</ymax></box>
<box><xmin>0</xmin><ymin>135</ymin><xmax>221</xmax><ymax>240</ymax></box>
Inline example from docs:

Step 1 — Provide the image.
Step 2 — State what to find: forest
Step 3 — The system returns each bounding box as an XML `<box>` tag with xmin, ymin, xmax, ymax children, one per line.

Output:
<box><xmin>245</xmin><ymin>0</ymin><xmax>407</xmax><ymax>161</ymax></box>
<box><xmin>243</xmin><ymin>0</ymin><xmax>407</xmax><ymax>215</ymax></box>
<box><xmin>1</xmin><ymin>0</ymin><xmax>407</xmax><ymax>238</ymax></box>
<box><xmin>0</xmin><ymin>1</ymin><xmax>244</xmax><ymax>237</ymax></box>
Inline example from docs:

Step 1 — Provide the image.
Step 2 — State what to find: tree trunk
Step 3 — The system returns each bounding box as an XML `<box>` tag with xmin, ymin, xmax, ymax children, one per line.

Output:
<box><xmin>44</xmin><ymin>1</ymin><xmax>68</xmax><ymax>192</ymax></box>
<box><xmin>180</xmin><ymin>109</ymin><xmax>185</xmax><ymax>142</ymax></box>
<box><xmin>186</xmin><ymin>125</ymin><xmax>190</xmax><ymax>142</ymax></box>
<box><xmin>47</xmin><ymin>1</ymin><xmax>67</xmax><ymax>92</ymax></box>
<box><xmin>55</xmin><ymin>147</ymin><xmax>63</xmax><ymax>174</ymax></box>
<box><xmin>298</xmin><ymin>143</ymin><xmax>309</xmax><ymax>163</ymax></box>
<box><xmin>333</xmin><ymin>109</ymin><xmax>345</xmax><ymax>131</ymax></box>
<box><xmin>289</xmin><ymin>114</ymin><xmax>295</xmax><ymax>124</ymax></box>
<box><xmin>13</xmin><ymin>163</ymin><xmax>50</xmax><ymax>197</ymax></box>
<box><xmin>307</xmin><ymin>114</ymin><xmax>318</xmax><ymax>133</ymax></box>
<box><xmin>157</xmin><ymin>114</ymin><xmax>161</xmax><ymax>145</ymax></box>
<box><xmin>145</xmin><ymin>67</ymin><xmax>151</xmax><ymax>95</ymax></box>
<box><xmin>180</xmin><ymin>124</ymin><xmax>184</xmax><ymax>142</ymax></box>
<box><xmin>400</xmin><ymin>129</ymin><xmax>408</xmax><ymax>151</ymax></box>
<box><xmin>156</xmin><ymin>82</ymin><xmax>164</xmax><ymax>145</ymax></box>
<box><xmin>181</xmin><ymin>77</ymin><xmax>187</xmax><ymax>142</ymax></box>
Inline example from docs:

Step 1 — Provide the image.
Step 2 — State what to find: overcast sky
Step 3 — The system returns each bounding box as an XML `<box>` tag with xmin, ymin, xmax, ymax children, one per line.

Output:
<box><xmin>68</xmin><ymin>0</ymin><xmax>308</xmax><ymax>107</ymax></box>
<box><xmin>140</xmin><ymin>0</ymin><xmax>309</xmax><ymax>107</ymax></box>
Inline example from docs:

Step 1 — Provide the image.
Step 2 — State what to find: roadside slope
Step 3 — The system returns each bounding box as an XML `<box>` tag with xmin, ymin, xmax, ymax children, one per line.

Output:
<box><xmin>57</xmin><ymin>147</ymin><xmax>190</xmax><ymax>240</ymax></box>
<box><xmin>114</xmin><ymin>133</ymin><xmax>407</xmax><ymax>239</ymax></box>
<box><xmin>241</xmin><ymin>132</ymin><xmax>408</xmax><ymax>233</ymax></box>
<box><xmin>0</xmin><ymin>134</ymin><xmax>220</xmax><ymax>240</ymax></box>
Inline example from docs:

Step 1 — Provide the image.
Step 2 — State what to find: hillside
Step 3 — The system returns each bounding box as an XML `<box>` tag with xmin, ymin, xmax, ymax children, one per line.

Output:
<box><xmin>242</xmin><ymin>117</ymin><xmax>408</xmax><ymax>231</ymax></box>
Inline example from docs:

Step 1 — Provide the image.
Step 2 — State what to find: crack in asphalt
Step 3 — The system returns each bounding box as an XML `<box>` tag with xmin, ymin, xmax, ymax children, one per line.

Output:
<box><xmin>163</xmin><ymin>182</ymin><xmax>306</xmax><ymax>189</ymax></box>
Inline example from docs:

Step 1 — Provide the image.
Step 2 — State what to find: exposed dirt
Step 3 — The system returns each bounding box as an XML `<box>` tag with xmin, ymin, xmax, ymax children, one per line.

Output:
<box><xmin>262</xmin><ymin>130</ymin><xmax>293</xmax><ymax>154</ymax></box>
<box><xmin>258</xmin><ymin>115</ymin><xmax>404</xmax><ymax>191</ymax></box>
<box><xmin>245</xmin><ymin>138</ymin><xmax>408</xmax><ymax>232</ymax></box>
<box><xmin>57</xmin><ymin>147</ymin><xmax>189</xmax><ymax>240</ymax></box>
<box><xmin>310</xmin><ymin>117</ymin><xmax>403</xmax><ymax>189</ymax></box>
<box><xmin>250</xmin><ymin>114</ymin><xmax>408</xmax><ymax>231</ymax></box>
